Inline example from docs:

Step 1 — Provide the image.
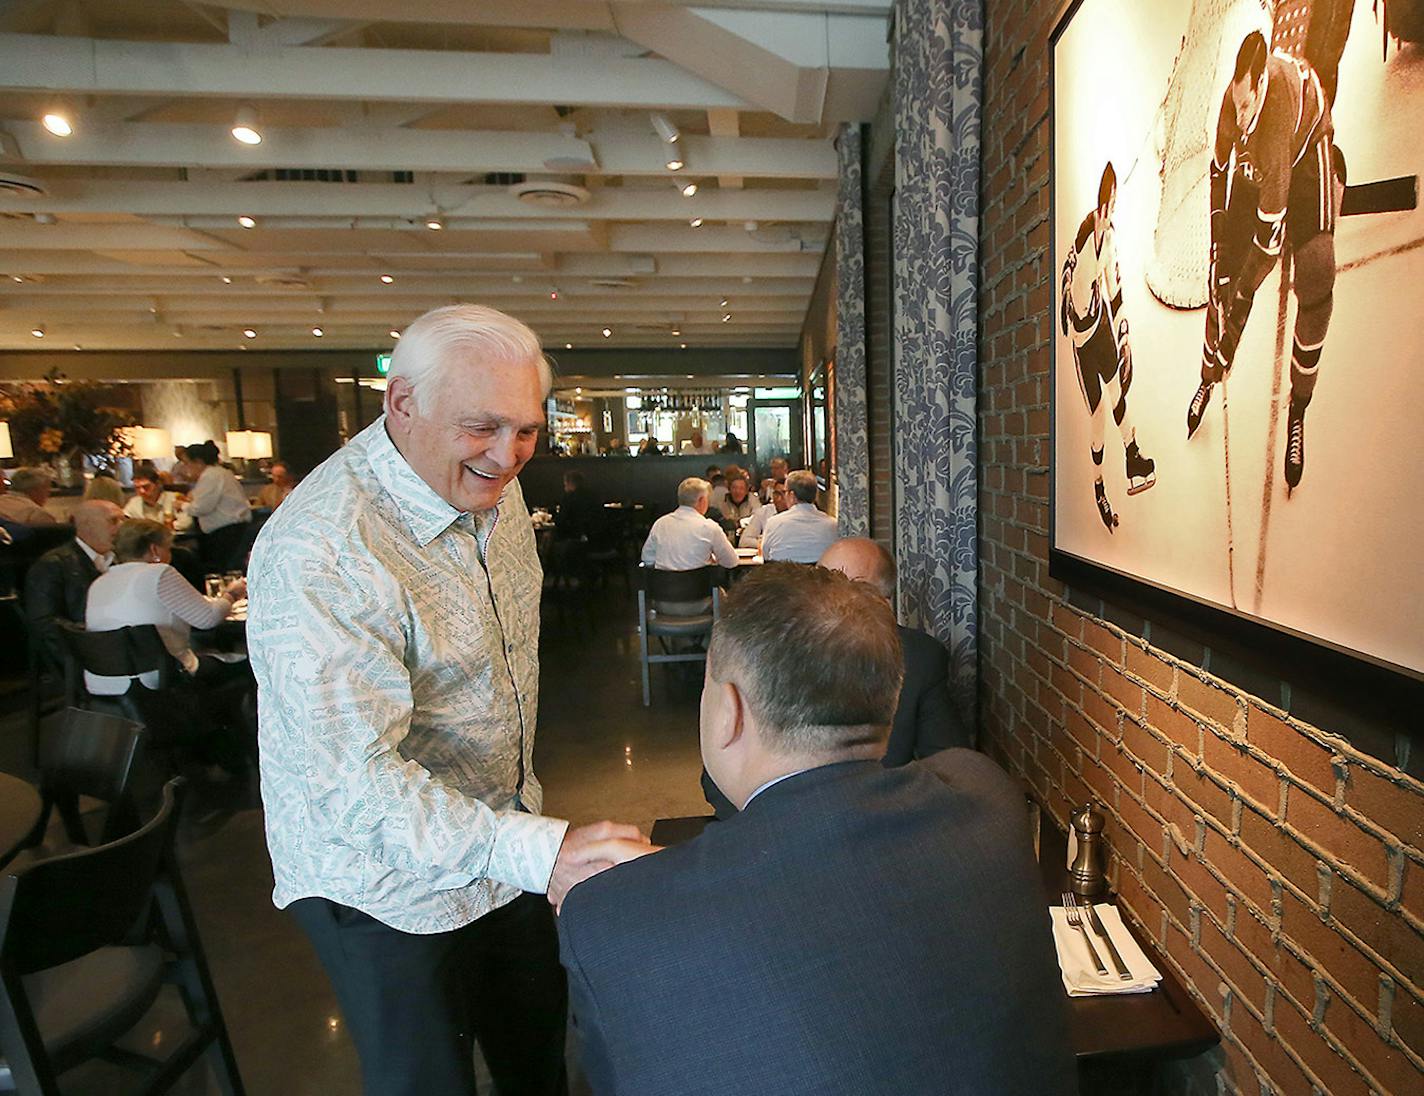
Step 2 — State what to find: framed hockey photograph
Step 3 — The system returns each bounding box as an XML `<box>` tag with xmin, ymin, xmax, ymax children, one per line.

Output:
<box><xmin>1048</xmin><ymin>0</ymin><xmax>1424</xmax><ymax>686</ymax></box>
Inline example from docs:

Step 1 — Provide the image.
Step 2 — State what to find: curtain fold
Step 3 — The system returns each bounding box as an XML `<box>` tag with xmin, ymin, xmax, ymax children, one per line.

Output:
<box><xmin>892</xmin><ymin>0</ymin><xmax>983</xmax><ymax>710</ymax></box>
<box><xmin>833</xmin><ymin>123</ymin><xmax>870</xmax><ymax>537</ymax></box>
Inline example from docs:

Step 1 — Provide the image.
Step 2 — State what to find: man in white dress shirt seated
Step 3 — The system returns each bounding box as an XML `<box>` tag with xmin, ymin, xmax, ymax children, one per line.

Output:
<box><xmin>739</xmin><ymin>480</ymin><xmax>790</xmax><ymax>548</ymax></box>
<box><xmin>760</xmin><ymin>470</ymin><xmax>839</xmax><ymax>563</ymax></box>
<box><xmin>641</xmin><ymin>477</ymin><xmax>739</xmax><ymax>571</ymax></box>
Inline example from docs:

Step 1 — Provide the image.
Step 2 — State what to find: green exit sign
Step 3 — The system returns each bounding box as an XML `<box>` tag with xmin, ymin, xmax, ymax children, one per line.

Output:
<box><xmin>376</xmin><ymin>353</ymin><xmax>392</xmax><ymax>375</ymax></box>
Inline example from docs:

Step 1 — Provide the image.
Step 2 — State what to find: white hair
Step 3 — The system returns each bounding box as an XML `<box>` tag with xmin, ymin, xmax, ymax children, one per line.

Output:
<box><xmin>387</xmin><ymin>304</ymin><xmax>553</xmax><ymax>414</ymax></box>
<box><xmin>677</xmin><ymin>477</ymin><xmax>711</xmax><ymax>507</ymax></box>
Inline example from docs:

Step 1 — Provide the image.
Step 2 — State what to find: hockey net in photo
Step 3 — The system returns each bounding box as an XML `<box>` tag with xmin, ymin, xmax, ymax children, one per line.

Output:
<box><xmin>1146</xmin><ymin>0</ymin><xmax>1277</xmax><ymax>309</ymax></box>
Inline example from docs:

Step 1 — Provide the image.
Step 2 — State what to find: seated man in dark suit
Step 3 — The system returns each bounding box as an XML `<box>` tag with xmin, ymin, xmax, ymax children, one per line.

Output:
<box><xmin>819</xmin><ymin>535</ymin><xmax>973</xmax><ymax>761</ymax></box>
<box><xmin>23</xmin><ymin>499</ymin><xmax>123</xmax><ymax>671</ymax></box>
<box><xmin>560</xmin><ymin>564</ymin><xmax>1077</xmax><ymax>1096</ymax></box>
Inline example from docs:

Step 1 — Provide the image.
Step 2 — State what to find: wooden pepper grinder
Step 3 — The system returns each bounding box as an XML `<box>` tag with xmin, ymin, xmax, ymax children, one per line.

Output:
<box><xmin>1070</xmin><ymin>802</ymin><xmax>1108</xmax><ymax>898</ymax></box>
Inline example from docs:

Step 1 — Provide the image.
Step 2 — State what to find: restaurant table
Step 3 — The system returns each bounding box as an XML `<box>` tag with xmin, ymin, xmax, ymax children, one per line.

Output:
<box><xmin>648</xmin><ymin>809</ymin><xmax>1217</xmax><ymax>1065</ymax></box>
<box><xmin>0</xmin><ymin>772</ymin><xmax>43</xmax><ymax>859</ymax></box>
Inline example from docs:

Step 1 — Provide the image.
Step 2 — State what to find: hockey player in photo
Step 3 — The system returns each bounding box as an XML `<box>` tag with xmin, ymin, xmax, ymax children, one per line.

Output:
<box><xmin>1186</xmin><ymin>30</ymin><xmax>1338</xmax><ymax>495</ymax></box>
<box><xmin>1061</xmin><ymin>161</ymin><xmax>1157</xmax><ymax>533</ymax></box>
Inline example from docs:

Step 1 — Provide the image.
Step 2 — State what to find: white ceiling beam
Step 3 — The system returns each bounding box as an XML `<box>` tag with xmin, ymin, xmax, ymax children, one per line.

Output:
<box><xmin>0</xmin><ymin>222</ymin><xmax>231</xmax><ymax>251</ymax></box>
<box><xmin>610</xmin><ymin>224</ymin><xmax>825</xmax><ymax>253</ymax></box>
<box><xmin>0</xmin><ymin>32</ymin><xmax>749</xmax><ymax>110</ymax></box>
<box><xmin>226</xmin><ymin>12</ymin><xmax>364</xmax><ymax>48</ymax></box>
<box><xmin>609</xmin><ymin>4</ymin><xmax>887</xmax><ymax>123</ymax></box>
<box><xmin>209</xmin><ymin>1</ymin><xmax>893</xmax><ymax>27</ymax></box>
<box><xmin>707</xmin><ymin>107</ymin><xmax>743</xmax><ymax>190</ymax></box>
<box><xmin>0</xmin><ymin>121</ymin><xmax>836</xmax><ymax>180</ymax></box>
<box><xmin>0</xmin><ymin>276</ymin><xmax>812</xmax><ymax>296</ymax></box>
<box><xmin>0</xmin><ymin>180</ymin><xmax>836</xmax><ymax>223</ymax></box>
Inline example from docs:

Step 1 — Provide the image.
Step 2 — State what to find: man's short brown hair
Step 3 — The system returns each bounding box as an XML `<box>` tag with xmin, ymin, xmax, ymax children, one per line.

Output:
<box><xmin>709</xmin><ymin>562</ymin><xmax>903</xmax><ymax>753</ymax></box>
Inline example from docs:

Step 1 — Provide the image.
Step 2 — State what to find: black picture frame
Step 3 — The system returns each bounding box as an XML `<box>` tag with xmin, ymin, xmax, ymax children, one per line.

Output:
<box><xmin>1046</xmin><ymin>0</ymin><xmax>1424</xmax><ymax>720</ymax></box>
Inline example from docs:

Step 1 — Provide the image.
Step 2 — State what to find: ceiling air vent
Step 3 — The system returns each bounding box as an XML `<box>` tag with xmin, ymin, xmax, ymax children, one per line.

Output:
<box><xmin>589</xmin><ymin>278</ymin><xmax>638</xmax><ymax>290</ymax></box>
<box><xmin>255</xmin><ymin>274</ymin><xmax>314</xmax><ymax>290</ymax></box>
<box><xmin>0</xmin><ymin>172</ymin><xmax>46</xmax><ymax>196</ymax></box>
<box><xmin>509</xmin><ymin>180</ymin><xmax>589</xmax><ymax>208</ymax></box>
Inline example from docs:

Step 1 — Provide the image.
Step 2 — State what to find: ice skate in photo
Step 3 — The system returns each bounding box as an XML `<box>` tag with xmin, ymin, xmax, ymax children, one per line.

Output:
<box><xmin>1051</xmin><ymin>0</ymin><xmax>1424</xmax><ymax>679</ymax></box>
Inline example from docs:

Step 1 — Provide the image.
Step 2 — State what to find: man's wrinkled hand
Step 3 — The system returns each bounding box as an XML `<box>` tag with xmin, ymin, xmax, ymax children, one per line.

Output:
<box><xmin>547</xmin><ymin>821</ymin><xmax>659</xmax><ymax>913</ymax></box>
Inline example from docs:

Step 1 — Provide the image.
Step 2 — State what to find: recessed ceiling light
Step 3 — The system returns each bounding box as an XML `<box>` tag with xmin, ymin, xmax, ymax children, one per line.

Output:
<box><xmin>220</xmin><ymin>275</ymin><xmax>232</xmax><ymax>284</ymax></box>
<box><xmin>41</xmin><ymin>109</ymin><xmax>73</xmax><ymax>137</ymax></box>
<box><xmin>425</xmin><ymin>215</ymin><xmax>444</xmax><ymax>231</ymax></box>
<box><xmin>565</xmin><ymin>343</ymin><xmax>573</xmax><ymax>349</ymax></box>
<box><xmin>602</xmin><ymin>327</ymin><xmax>612</xmax><ymax>338</ymax></box>
<box><xmin>312</xmin><ymin>326</ymin><xmax>324</xmax><ymax>337</ymax></box>
<box><xmin>689</xmin><ymin>217</ymin><xmax>704</xmax><ymax>228</ymax></box>
<box><xmin>511</xmin><ymin>275</ymin><xmax>523</xmax><ymax>283</ymax></box>
<box><xmin>666</xmin><ymin>158</ymin><xmax>684</xmax><ymax>171</ymax></box>
<box><xmin>719</xmin><ymin>297</ymin><xmax>729</xmax><ymax>307</ymax></box>
<box><xmin>679</xmin><ymin>343</ymin><xmax>687</xmax><ymax>349</ymax></box>
<box><xmin>679</xmin><ymin>181</ymin><xmax>698</xmax><ymax>198</ymax></box>
<box><xmin>671</xmin><ymin>327</ymin><xmax>681</xmax><ymax>336</ymax></box>
<box><xmin>231</xmin><ymin>105</ymin><xmax>262</xmax><ymax>145</ymax></box>
<box><xmin>30</xmin><ymin>325</ymin><xmax>45</xmax><ymax>339</ymax></box>
<box><xmin>11</xmin><ymin>275</ymin><xmax>24</xmax><ymax>283</ymax></box>
<box><xmin>721</xmin><ymin>314</ymin><xmax>731</xmax><ymax>323</ymax></box>
<box><xmin>243</xmin><ymin>328</ymin><xmax>257</xmax><ymax>339</ymax></box>
<box><xmin>389</xmin><ymin>329</ymin><xmax>401</xmax><ymax>339</ymax></box>
<box><xmin>237</xmin><ymin>215</ymin><xmax>256</xmax><ymax>229</ymax></box>
<box><xmin>549</xmin><ymin>288</ymin><xmax>559</xmax><ymax>300</ymax></box>
<box><xmin>379</xmin><ymin>274</ymin><xmax>394</xmax><ymax>284</ymax></box>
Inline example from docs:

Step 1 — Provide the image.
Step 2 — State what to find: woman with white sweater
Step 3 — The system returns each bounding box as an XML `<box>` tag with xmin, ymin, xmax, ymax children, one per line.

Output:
<box><xmin>86</xmin><ymin>518</ymin><xmax>253</xmax><ymax>772</ymax></box>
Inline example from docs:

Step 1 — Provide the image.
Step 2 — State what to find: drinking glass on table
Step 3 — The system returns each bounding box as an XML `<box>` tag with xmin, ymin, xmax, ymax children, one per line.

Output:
<box><xmin>204</xmin><ymin>573</ymin><xmax>223</xmax><ymax>598</ymax></box>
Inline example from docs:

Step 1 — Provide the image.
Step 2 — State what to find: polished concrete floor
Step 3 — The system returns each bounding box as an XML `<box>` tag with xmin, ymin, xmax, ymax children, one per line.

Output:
<box><xmin>0</xmin><ymin>579</ymin><xmax>712</xmax><ymax>1095</ymax></box>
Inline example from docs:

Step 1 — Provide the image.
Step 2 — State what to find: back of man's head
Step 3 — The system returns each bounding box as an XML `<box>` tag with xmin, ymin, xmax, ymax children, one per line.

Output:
<box><xmin>709</xmin><ymin>563</ymin><xmax>902</xmax><ymax>757</ymax></box>
<box><xmin>10</xmin><ymin>467</ymin><xmax>51</xmax><ymax>500</ymax></box>
<box><xmin>786</xmin><ymin>469</ymin><xmax>818</xmax><ymax>504</ymax></box>
<box><xmin>818</xmin><ymin>537</ymin><xmax>896</xmax><ymax>602</ymax></box>
<box><xmin>677</xmin><ymin>477</ymin><xmax>710</xmax><ymax>508</ymax></box>
<box><xmin>74</xmin><ymin>500</ymin><xmax>123</xmax><ymax>553</ymax></box>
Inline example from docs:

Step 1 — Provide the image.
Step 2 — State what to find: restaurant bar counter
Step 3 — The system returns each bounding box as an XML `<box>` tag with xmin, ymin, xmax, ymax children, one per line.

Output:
<box><xmin>518</xmin><ymin>454</ymin><xmax>750</xmax><ymax>515</ymax></box>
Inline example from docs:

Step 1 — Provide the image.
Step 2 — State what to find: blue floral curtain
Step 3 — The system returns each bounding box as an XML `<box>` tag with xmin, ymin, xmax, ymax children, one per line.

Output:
<box><xmin>833</xmin><ymin>123</ymin><xmax>870</xmax><ymax>537</ymax></box>
<box><xmin>892</xmin><ymin>0</ymin><xmax>982</xmax><ymax>710</ymax></box>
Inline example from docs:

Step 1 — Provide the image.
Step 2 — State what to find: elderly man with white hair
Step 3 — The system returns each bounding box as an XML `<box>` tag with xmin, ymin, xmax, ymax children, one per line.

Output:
<box><xmin>640</xmin><ymin>476</ymin><xmax>740</xmax><ymax>571</ymax></box>
<box><xmin>248</xmin><ymin>304</ymin><xmax>653</xmax><ymax>1096</ymax></box>
<box><xmin>0</xmin><ymin>467</ymin><xmax>59</xmax><ymax>527</ymax></box>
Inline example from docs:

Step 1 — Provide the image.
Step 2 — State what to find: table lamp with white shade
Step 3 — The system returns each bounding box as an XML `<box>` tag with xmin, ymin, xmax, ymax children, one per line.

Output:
<box><xmin>0</xmin><ymin>421</ymin><xmax>12</xmax><ymax>461</ymax></box>
<box><xmin>126</xmin><ymin>426</ymin><xmax>173</xmax><ymax>461</ymax></box>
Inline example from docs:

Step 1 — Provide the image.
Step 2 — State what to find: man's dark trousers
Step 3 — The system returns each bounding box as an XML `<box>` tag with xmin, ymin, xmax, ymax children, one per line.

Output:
<box><xmin>291</xmin><ymin>891</ymin><xmax>568</xmax><ymax>1096</ymax></box>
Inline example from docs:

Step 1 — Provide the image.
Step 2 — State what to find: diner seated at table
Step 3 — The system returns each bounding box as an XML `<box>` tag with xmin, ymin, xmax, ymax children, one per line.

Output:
<box><xmin>23</xmin><ymin>499</ymin><xmax>124</xmax><ymax>672</ymax></box>
<box><xmin>555</xmin><ymin>470</ymin><xmax>602</xmax><ymax>541</ymax></box>
<box><xmin>182</xmin><ymin>440</ymin><xmax>253</xmax><ymax>571</ymax></box>
<box><xmin>85</xmin><ymin>518</ymin><xmax>252</xmax><ymax>771</ymax></box>
<box><xmin>83</xmin><ymin>470</ymin><xmax>127</xmax><ymax>506</ymax></box>
<box><xmin>0</xmin><ymin>467</ymin><xmax>60</xmax><ymax>528</ymax></box>
<box><xmin>761</xmin><ymin>456</ymin><xmax>790</xmax><ymax>501</ymax></box>
<box><xmin>558</xmin><ymin>564</ymin><xmax>1077</xmax><ymax>1096</ymax></box>
<box><xmin>124</xmin><ymin>461</ymin><xmax>192</xmax><ymax>530</ymax></box>
<box><xmin>255</xmin><ymin>461</ymin><xmax>297</xmax><ymax>510</ymax></box>
<box><xmin>718</xmin><ymin>468</ymin><xmax>758</xmax><ymax>526</ymax></box>
<box><xmin>738</xmin><ymin>480</ymin><xmax>790</xmax><ymax>547</ymax></box>
<box><xmin>759</xmin><ymin>469</ymin><xmax>839</xmax><ymax>563</ymax></box>
<box><xmin>640</xmin><ymin>477</ymin><xmax>738</xmax><ymax>571</ymax></box>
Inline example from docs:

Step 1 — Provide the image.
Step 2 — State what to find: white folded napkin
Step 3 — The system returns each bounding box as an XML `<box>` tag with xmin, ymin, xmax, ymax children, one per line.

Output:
<box><xmin>1049</xmin><ymin>904</ymin><xmax>1162</xmax><ymax>997</ymax></box>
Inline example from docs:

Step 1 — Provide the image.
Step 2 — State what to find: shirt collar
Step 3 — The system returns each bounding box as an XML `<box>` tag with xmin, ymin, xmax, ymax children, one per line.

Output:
<box><xmin>363</xmin><ymin>415</ymin><xmax>473</xmax><ymax>548</ymax></box>
<box><xmin>75</xmin><ymin>537</ymin><xmax>112</xmax><ymax>572</ymax></box>
<box><xmin>744</xmin><ymin>768</ymin><xmax>811</xmax><ymax>806</ymax></box>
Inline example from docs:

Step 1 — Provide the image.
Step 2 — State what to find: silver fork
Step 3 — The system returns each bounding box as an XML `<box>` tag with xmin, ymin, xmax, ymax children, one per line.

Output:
<box><xmin>1063</xmin><ymin>892</ymin><xmax>1108</xmax><ymax>975</ymax></box>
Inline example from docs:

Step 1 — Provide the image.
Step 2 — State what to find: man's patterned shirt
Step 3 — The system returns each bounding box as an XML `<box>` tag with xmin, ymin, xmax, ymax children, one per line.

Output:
<box><xmin>248</xmin><ymin>416</ymin><xmax>567</xmax><ymax>933</ymax></box>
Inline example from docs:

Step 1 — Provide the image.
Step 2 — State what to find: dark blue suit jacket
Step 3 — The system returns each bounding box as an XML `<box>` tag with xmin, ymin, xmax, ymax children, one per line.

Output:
<box><xmin>559</xmin><ymin>750</ymin><xmax>1077</xmax><ymax>1096</ymax></box>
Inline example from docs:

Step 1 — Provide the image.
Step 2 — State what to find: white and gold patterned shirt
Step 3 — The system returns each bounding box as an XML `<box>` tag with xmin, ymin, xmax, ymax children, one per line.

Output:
<box><xmin>247</xmin><ymin>417</ymin><xmax>567</xmax><ymax>934</ymax></box>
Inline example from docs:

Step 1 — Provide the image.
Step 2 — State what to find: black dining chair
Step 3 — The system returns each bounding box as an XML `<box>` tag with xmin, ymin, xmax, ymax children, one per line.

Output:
<box><xmin>55</xmin><ymin>621</ymin><xmax>174</xmax><ymax>720</ymax></box>
<box><xmin>636</xmin><ymin>565</ymin><xmax>723</xmax><ymax>706</ymax></box>
<box><xmin>0</xmin><ymin>708</ymin><xmax>148</xmax><ymax>873</ymax></box>
<box><xmin>0</xmin><ymin>778</ymin><xmax>245</xmax><ymax>1095</ymax></box>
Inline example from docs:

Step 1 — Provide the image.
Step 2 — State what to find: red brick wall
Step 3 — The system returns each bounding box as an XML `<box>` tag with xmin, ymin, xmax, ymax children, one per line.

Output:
<box><xmin>977</xmin><ymin>2</ymin><xmax>1424</xmax><ymax>1092</ymax></box>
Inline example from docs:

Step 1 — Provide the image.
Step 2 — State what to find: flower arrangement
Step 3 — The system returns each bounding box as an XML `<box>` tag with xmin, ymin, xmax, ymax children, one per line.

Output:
<box><xmin>0</xmin><ymin>368</ymin><xmax>136</xmax><ymax>471</ymax></box>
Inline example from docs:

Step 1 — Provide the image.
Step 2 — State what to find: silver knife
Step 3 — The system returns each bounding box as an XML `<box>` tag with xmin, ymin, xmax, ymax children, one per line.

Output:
<box><xmin>1087</xmin><ymin>904</ymin><xmax>1133</xmax><ymax>980</ymax></box>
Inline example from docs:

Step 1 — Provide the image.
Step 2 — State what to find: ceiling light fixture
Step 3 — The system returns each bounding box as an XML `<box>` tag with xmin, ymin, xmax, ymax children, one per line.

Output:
<box><xmin>565</xmin><ymin>343</ymin><xmax>573</xmax><ymax>350</ymax></box>
<box><xmin>719</xmin><ymin>297</ymin><xmax>729</xmax><ymax>307</ymax></box>
<box><xmin>41</xmin><ymin>105</ymin><xmax>73</xmax><ymax>137</ymax></box>
<box><xmin>425</xmin><ymin>215</ymin><xmax>444</xmax><ymax>231</ymax></box>
<box><xmin>389</xmin><ymin>329</ymin><xmax>401</xmax><ymax>340</ymax></box>
<box><xmin>231</xmin><ymin>105</ymin><xmax>262</xmax><ymax>145</ymax></box>
<box><xmin>650</xmin><ymin>112</ymin><xmax>680</xmax><ymax>144</ymax></box>
<box><xmin>11</xmin><ymin>275</ymin><xmax>24</xmax><ymax>283</ymax></box>
<box><xmin>665</xmin><ymin>157</ymin><xmax>684</xmax><ymax>172</ymax></box>
<box><xmin>680</xmin><ymin>343</ymin><xmax>687</xmax><ymax>349</ymax></box>
<box><xmin>688</xmin><ymin>218</ymin><xmax>704</xmax><ymax>229</ymax></box>
<box><xmin>679</xmin><ymin>181</ymin><xmax>698</xmax><ymax>198</ymax></box>
<box><xmin>549</xmin><ymin>288</ymin><xmax>559</xmax><ymax>301</ymax></box>
<box><xmin>312</xmin><ymin>326</ymin><xmax>324</xmax><ymax>337</ymax></box>
<box><xmin>601</xmin><ymin>327</ymin><xmax>612</xmax><ymax>338</ymax></box>
<box><xmin>243</xmin><ymin>328</ymin><xmax>257</xmax><ymax>339</ymax></box>
<box><xmin>379</xmin><ymin>274</ymin><xmax>394</xmax><ymax>284</ymax></box>
<box><xmin>30</xmin><ymin>325</ymin><xmax>44</xmax><ymax>339</ymax></box>
<box><xmin>237</xmin><ymin>215</ymin><xmax>256</xmax><ymax>229</ymax></box>
<box><xmin>721</xmin><ymin>314</ymin><xmax>732</xmax><ymax>323</ymax></box>
<box><xmin>220</xmin><ymin>275</ymin><xmax>233</xmax><ymax>284</ymax></box>
<box><xmin>671</xmin><ymin>327</ymin><xmax>681</xmax><ymax>336</ymax></box>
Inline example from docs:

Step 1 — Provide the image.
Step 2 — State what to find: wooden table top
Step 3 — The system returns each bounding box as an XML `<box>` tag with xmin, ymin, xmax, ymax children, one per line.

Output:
<box><xmin>0</xmin><ymin>772</ymin><xmax>42</xmax><ymax>858</ymax></box>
